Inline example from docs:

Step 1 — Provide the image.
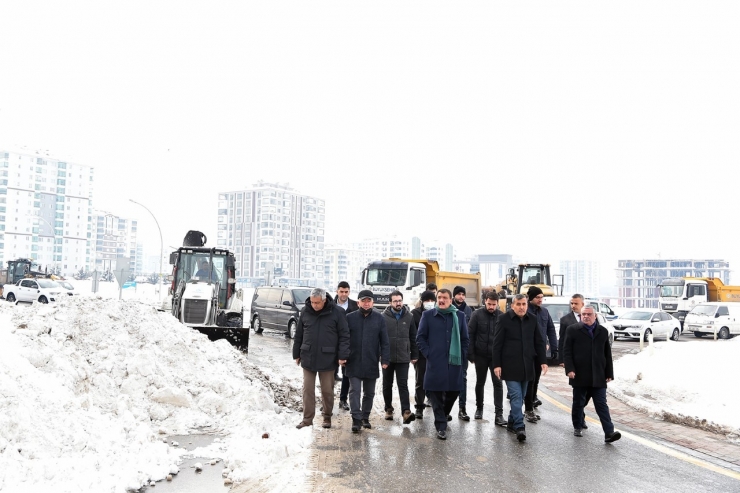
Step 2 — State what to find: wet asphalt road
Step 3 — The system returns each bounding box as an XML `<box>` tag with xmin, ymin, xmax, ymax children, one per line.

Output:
<box><xmin>249</xmin><ymin>327</ymin><xmax>740</xmax><ymax>493</ymax></box>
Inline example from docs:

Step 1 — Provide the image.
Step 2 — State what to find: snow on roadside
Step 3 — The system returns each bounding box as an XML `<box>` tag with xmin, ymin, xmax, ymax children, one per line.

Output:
<box><xmin>610</xmin><ymin>338</ymin><xmax>740</xmax><ymax>437</ymax></box>
<box><xmin>0</xmin><ymin>297</ymin><xmax>311</xmax><ymax>493</ymax></box>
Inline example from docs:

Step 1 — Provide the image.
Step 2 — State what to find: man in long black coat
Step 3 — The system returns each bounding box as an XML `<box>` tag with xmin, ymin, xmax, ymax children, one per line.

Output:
<box><xmin>492</xmin><ymin>294</ymin><xmax>547</xmax><ymax>442</ymax></box>
<box><xmin>293</xmin><ymin>288</ymin><xmax>350</xmax><ymax>430</ymax></box>
<box><xmin>563</xmin><ymin>306</ymin><xmax>621</xmax><ymax>443</ymax></box>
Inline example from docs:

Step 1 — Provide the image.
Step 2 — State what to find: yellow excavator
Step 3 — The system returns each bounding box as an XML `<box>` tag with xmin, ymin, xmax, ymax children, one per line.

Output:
<box><xmin>483</xmin><ymin>263</ymin><xmax>563</xmax><ymax>310</ymax></box>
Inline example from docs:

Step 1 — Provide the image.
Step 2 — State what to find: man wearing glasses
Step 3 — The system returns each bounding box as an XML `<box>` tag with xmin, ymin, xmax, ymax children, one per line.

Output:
<box><xmin>381</xmin><ymin>290</ymin><xmax>419</xmax><ymax>424</ymax></box>
<box><xmin>563</xmin><ymin>306</ymin><xmax>621</xmax><ymax>443</ymax></box>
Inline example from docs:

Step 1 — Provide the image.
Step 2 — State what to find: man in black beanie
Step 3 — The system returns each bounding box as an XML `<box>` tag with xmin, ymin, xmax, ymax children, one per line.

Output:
<box><xmin>524</xmin><ymin>286</ymin><xmax>557</xmax><ymax>423</ymax></box>
<box><xmin>411</xmin><ymin>290</ymin><xmax>437</xmax><ymax>418</ymax></box>
<box><xmin>452</xmin><ymin>285</ymin><xmax>473</xmax><ymax>421</ymax></box>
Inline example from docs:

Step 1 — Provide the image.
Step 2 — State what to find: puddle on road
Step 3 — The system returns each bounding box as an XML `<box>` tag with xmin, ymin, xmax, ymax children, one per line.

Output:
<box><xmin>140</xmin><ymin>434</ymin><xmax>229</xmax><ymax>493</ymax></box>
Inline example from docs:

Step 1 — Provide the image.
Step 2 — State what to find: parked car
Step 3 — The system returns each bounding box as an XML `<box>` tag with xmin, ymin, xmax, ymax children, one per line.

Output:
<box><xmin>250</xmin><ymin>286</ymin><xmax>314</xmax><ymax>338</ymax></box>
<box><xmin>684</xmin><ymin>302</ymin><xmax>740</xmax><ymax>339</ymax></box>
<box><xmin>2</xmin><ymin>278</ymin><xmax>63</xmax><ymax>304</ymax></box>
<box><xmin>612</xmin><ymin>310</ymin><xmax>681</xmax><ymax>341</ymax></box>
<box><xmin>57</xmin><ymin>280</ymin><xmax>78</xmax><ymax>296</ymax></box>
<box><xmin>541</xmin><ymin>297</ymin><xmax>615</xmax><ymax>347</ymax></box>
<box><xmin>585</xmin><ymin>298</ymin><xmax>618</xmax><ymax>320</ymax></box>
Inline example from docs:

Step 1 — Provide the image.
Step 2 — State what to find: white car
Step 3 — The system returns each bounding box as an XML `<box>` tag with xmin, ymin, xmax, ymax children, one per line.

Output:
<box><xmin>612</xmin><ymin>310</ymin><xmax>681</xmax><ymax>342</ymax></box>
<box><xmin>3</xmin><ymin>278</ymin><xmax>63</xmax><ymax>304</ymax></box>
<box><xmin>57</xmin><ymin>280</ymin><xmax>78</xmax><ymax>296</ymax></box>
<box><xmin>541</xmin><ymin>297</ymin><xmax>615</xmax><ymax>347</ymax></box>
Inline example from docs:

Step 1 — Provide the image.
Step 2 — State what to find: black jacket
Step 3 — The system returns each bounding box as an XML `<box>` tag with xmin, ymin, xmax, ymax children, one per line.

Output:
<box><xmin>527</xmin><ymin>304</ymin><xmax>558</xmax><ymax>353</ymax></box>
<box><xmin>382</xmin><ymin>306</ymin><xmax>419</xmax><ymax>363</ymax></box>
<box><xmin>334</xmin><ymin>295</ymin><xmax>359</xmax><ymax>314</ymax></box>
<box><xmin>558</xmin><ymin>311</ymin><xmax>579</xmax><ymax>363</ymax></box>
<box><xmin>345</xmin><ymin>309</ymin><xmax>391</xmax><ymax>379</ymax></box>
<box><xmin>467</xmin><ymin>307</ymin><xmax>501</xmax><ymax>361</ymax></box>
<box><xmin>410</xmin><ymin>307</ymin><xmax>427</xmax><ymax>361</ymax></box>
<box><xmin>563</xmin><ymin>322</ymin><xmax>614</xmax><ymax>388</ymax></box>
<box><xmin>492</xmin><ymin>310</ymin><xmax>547</xmax><ymax>382</ymax></box>
<box><xmin>292</xmin><ymin>295</ymin><xmax>350</xmax><ymax>372</ymax></box>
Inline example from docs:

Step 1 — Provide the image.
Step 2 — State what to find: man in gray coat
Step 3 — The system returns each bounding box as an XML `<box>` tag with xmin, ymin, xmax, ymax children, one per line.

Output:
<box><xmin>381</xmin><ymin>290</ymin><xmax>419</xmax><ymax>424</ymax></box>
<box><xmin>346</xmin><ymin>290</ymin><xmax>390</xmax><ymax>432</ymax></box>
<box><xmin>293</xmin><ymin>288</ymin><xmax>350</xmax><ymax>430</ymax></box>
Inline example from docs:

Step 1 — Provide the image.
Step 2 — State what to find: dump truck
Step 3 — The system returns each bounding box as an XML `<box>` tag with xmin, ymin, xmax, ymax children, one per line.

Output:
<box><xmin>361</xmin><ymin>258</ymin><xmax>481</xmax><ymax>310</ymax></box>
<box><xmin>658</xmin><ymin>277</ymin><xmax>740</xmax><ymax>328</ymax></box>
<box><xmin>166</xmin><ymin>230</ymin><xmax>249</xmax><ymax>351</ymax></box>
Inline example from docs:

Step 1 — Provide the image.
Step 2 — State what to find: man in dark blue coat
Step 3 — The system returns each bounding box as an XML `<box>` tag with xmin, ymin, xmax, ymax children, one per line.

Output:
<box><xmin>416</xmin><ymin>289</ymin><xmax>470</xmax><ymax>440</ymax></box>
<box><xmin>293</xmin><ymin>288</ymin><xmax>350</xmax><ymax>430</ymax></box>
<box><xmin>524</xmin><ymin>286</ymin><xmax>558</xmax><ymax>423</ymax></box>
<box><xmin>345</xmin><ymin>290</ymin><xmax>390</xmax><ymax>433</ymax></box>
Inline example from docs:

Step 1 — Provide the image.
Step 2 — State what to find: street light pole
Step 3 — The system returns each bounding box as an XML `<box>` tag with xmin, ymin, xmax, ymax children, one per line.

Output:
<box><xmin>129</xmin><ymin>199</ymin><xmax>164</xmax><ymax>301</ymax></box>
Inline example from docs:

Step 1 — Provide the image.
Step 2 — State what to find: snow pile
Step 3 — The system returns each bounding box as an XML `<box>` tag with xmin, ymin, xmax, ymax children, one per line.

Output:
<box><xmin>0</xmin><ymin>297</ymin><xmax>311</xmax><ymax>493</ymax></box>
<box><xmin>610</xmin><ymin>338</ymin><xmax>740</xmax><ymax>437</ymax></box>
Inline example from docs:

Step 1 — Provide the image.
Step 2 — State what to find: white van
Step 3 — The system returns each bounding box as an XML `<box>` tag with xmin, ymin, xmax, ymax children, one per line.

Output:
<box><xmin>684</xmin><ymin>302</ymin><xmax>740</xmax><ymax>339</ymax></box>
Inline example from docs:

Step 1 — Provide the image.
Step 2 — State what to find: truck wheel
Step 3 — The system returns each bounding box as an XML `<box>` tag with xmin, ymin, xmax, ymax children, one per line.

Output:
<box><xmin>693</xmin><ymin>332</ymin><xmax>704</xmax><ymax>338</ymax></box>
<box><xmin>252</xmin><ymin>315</ymin><xmax>263</xmax><ymax>334</ymax></box>
<box><xmin>288</xmin><ymin>320</ymin><xmax>297</xmax><ymax>339</ymax></box>
<box><xmin>718</xmin><ymin>327</ymin><xmax>730</xmax><ymax>340</ymax></box>
<box><xmin>6</xmin><ymin>293</ymin><xmax>15</xmax><ymax>303</ymax></box>
<box><xmin>38</xmin><ymin>296</ymin><xmax>48</xmax><ymax>304</ymax></box>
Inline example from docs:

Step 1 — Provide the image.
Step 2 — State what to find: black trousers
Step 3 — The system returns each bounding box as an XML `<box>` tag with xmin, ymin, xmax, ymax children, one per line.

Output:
<box><xmin>474</xmin><ymin>354</ymin><xmax>503</xmax><ymax>413</ymax></box>
<box><xmin>382</xmin><ymin>362</ymin><xmax>411</xmax><ymax>412</ymax></box>
<box><xmin>524</xmin><ymin>360</ymin><xmax>542</xmax><ymax>412</ymax></box>
<box><xmin>572</xmin><ymin>386</ymin><xmax>614</xmax><ymax>434</ymax></box>
<box><xmin>426</xmin><ymin>390</ymin><xmax>460</xmax><ymax>432</ymax></box>
<box><xmin>413</xmin><ymin>355</ymin><xmax>427</xmax><ymax>410</ymax></box>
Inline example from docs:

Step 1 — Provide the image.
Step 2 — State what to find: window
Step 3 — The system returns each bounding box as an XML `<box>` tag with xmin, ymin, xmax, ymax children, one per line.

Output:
<box><xmin>717</xmin><ymin>306</ymin><xmax>730</xmax><ymax>317</ymax></box>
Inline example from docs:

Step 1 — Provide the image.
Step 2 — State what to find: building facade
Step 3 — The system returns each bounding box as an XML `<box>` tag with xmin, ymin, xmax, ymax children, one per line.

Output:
<box><xmin>92</xmin><ymin>212</ymin><xmax>138</xmax><ymax>275</ymax></box>
<box><xmin>219</xmin><ymin>181</ymin><xmax>326</xmax><ymax>283</ymax></box>
<box><xmin>616</xmin><ymin>258</ymin><xmax>731</xmax><ymax>308</ymax></box>
<box><xmin>323</xmin><ymin>244</ymin><xmax>366</xmax><ymax>290</ymax></box>
<box><xmin>453</xmin><ymin>254</ymin><xmax>513</xmax><ymax>286</ymax></box>
<box><xmin>0</xmin><ymin>149</ymin><xmax>93</xmax><ymax>276</ymax></box>
<box><xmin>559</xmin><ymin>260</ymin><xmax>601</xmax><ymax>297</ymax></box>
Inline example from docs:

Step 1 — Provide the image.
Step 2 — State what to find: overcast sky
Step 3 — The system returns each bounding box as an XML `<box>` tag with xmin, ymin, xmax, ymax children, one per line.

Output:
<box><xmin>1</xmin><ymin>1</ymin><xmax>739</xmax><ymax>281</ymax></box>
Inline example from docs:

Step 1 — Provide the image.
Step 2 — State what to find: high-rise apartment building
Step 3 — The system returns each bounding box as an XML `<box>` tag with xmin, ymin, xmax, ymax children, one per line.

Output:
<box><xmin>0</xmin><ymin>149</ymin><xmax>93</xmax><ymax>276</ymax></box>
<box><xmin>92</xmin><ymin>212</ymin><xmax>138</xmax><ymax>275</ymax></box>
<box><xmin>219</xmin><ymin>181</ymin><xmax>326</xmax><ymax>281</ymax></box>
<box><xmin>560</xmin><ymin>260</ymin><xmax>601</xmax><ymax>296</ymax></box>
<box><xmin>358</xmin><ymin>236</ymin><xmax>455</xmax><ymax>270</ymax></box>
<box><xmin>616</xmin><ymin>258</ymin><xmax>730</xmax><ymax>308</ymax></box>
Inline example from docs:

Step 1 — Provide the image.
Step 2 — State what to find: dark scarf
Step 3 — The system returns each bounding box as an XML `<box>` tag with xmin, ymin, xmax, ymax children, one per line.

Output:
<box><xmin>583</xmin><ymin>321</ymin><xmax>597</xmax><ymax>339</ymax></box>
<box><xmin>359</xmin><ymin>307</ymin><xmax>373</xmax><ymax>316</ymax></box>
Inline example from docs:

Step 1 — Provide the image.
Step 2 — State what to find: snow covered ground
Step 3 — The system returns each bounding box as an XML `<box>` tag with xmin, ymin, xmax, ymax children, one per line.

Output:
<box><xmin>610</xmin><ymin>338</ymin><xmax>740</xmax><ymax>438</ymax></box>
<box><xmin>0</xmin><ymin>294</ymin><xmax>311</xmax><ymax>493</ymax></box>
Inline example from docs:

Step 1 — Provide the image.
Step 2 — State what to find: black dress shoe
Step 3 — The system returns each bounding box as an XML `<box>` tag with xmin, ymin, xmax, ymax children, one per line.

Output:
<box><xmin>516</xmin><ymin>429</ymin><xmax>527</xmax><ymax>442</ymax></box>
<box><xmin>415</xmin><ymin>409</ymin><xmax>424</xmax><ymax>419</ymax></box>
<box><xmin>362</xmin><ymin>419</ymin><xmax>372</xmax><ymax>429</ymax></box>
<box><xmin>533</xmin><ymin>399</ymin><xmax>542</xmax><ymax>408</ymax></box>
<box><xmin>458</xmin><ymin>409</ymin><xmax>470</xmax><ymax>421</ymax></box>
<box><xmin>574</xmin><ymin>428</ymin><xmax>583</xmax><ymax>437</ymax></box>
<box><xmin>495</xmin><ymin>414</ymin><xmax>507</xmax><ymax>427</ymax></box>
<box><xmin>474</xmin><ymin>408</ymin><xmax>483</xmax><ymax>420</ymax></box>
<box><xmin>351</xmin><ymin>419</ymin><xmax>362</xmax><ymax>433</ymax></box>
<box><xmin>436</xmin><ymin>430</ymin><xmax>447</xmax><ymax>440</ymax></box>
<box><xmin>605</xmin><ymin>431</ymin><xmax>621</xmax><ymax>443</ymax></box>
<box><xmin>582</xmin><ymin>423</ymin><xmax>588</xmax><ymax>430</ymax></box>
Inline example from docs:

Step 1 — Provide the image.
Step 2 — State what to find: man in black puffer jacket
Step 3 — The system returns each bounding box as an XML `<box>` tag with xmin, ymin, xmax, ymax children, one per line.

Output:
<box><xmin>467</xmin><ymin>291</ymin><xmax>505</xmax><ymax>425</ymax></box>
<box><xmin>293</xmin><ymin>288</ymin><xmax>350</xmax><ymax>430</ymax></box>
<box><xmin>381</xmin><ymin>290</ymin><xmax>419</xmax><ymax>424</ymax></box>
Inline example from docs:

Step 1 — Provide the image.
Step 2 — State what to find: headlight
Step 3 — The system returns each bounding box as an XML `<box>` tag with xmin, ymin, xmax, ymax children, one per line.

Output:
<box><xmin>706</xmin><ymin>321</ymin><xmax>714</xmax><ymax>325</ymax></box>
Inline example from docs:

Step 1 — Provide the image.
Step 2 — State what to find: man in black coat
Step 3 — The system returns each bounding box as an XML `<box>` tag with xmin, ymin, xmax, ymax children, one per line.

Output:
<box><xmin>524</xmin><ymin>286</ymin><xmax>558</xmax><ymax>423</ymax></box>
<box><xmin>410</xmin><ymin>290</ymin><xmax>437</xmax><ymax>419</ymax></box>
<box><xmin>452</xmin><ymin>285</ymin><xmax>473</xmax><ymax>421</ymax></box>
<box><xmin>334</xmin><ymin>281</ymin><xmax>359</xmax><ymax>409</ymax></box>
<box><xmin>381</xmin><ymin>290</ymin><xmax>419</xmax><ymax>424</ymax></box>
<box><xmin>493</xmin><ymin>294</ymin><xmax>548</xmax><ymax>442</ymax></box>
<box><xmin>346</xmin><ymin>290</ymin><xmax>390</xmax><ymax>432</ymax></box>
<box><xmin>467</xmin><ymin>291</ymin><xmax>505</xmax><ymax>425</ymax></box>
<box><xmin>293</xmin><ymin>288</ymin><xmax>350</xmax><ymax>430</ymax></box>
<box><xmin>563</xmin><ymin>306</ymin><xmax>620</xmax><ymax>443</ymax></box>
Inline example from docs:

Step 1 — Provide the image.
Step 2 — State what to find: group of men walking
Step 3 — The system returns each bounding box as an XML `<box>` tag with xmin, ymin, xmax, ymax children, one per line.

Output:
<box><xmin>292</xmin><ymin>282</ymin><xmax>621</xmax><ymax>444</ymax></box>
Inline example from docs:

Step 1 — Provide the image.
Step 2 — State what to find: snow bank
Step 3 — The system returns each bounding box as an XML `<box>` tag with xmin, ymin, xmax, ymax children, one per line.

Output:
<box><xmin>610</xmin><ymin>338</ymin><xmax>740</xmax><ymax>437</ymax></box>
<box><xmin>0</xmin><ymin>297</ymin><xmax>311</xmax><ymax>493</ymax></box>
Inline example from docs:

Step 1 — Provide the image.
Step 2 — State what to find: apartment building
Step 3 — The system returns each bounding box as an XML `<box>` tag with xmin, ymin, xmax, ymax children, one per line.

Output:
<box><xmin>0</xmin><ymin>149</ymin><xmax>93</xmax><ymax>276</ymax></box>
<box><xmin>559</xmin><ymin>260</ymin><xmax>601</xmax><ymax>296</ymax></box>
<box><xmin>323</xmin><ymin>244</ymin><xmax>366</xmax><ymax>290</ymax></box>
<box><xmin>92</xmin><ymin>212</ymin><xmax>138</xmax><ymax>275</ymax></box>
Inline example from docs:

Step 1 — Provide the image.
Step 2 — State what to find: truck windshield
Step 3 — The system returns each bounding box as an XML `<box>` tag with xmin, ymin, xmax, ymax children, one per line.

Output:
<box><xmin>366</xmin><ymin>268</ymin><xmax>407</xmax><ymax>286</ymax></box>
<box><xmin>37</xmin><ymin>279</ymin><xmax>59</xmax><ymax>289</ymax></box>
<box><xmin>690</xmin><ymin>305</ymin><xmax>717</xmax><ymax>316</ymax></box>
<box><xmin>521</xmin><ymin>266</ymin><xmax>550</xmax><ymax>286</ymax></box>
<box><xmin>660</xmin><ymin>285</ymin><xmax>683</xmax><ymax>297</ymax></box>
